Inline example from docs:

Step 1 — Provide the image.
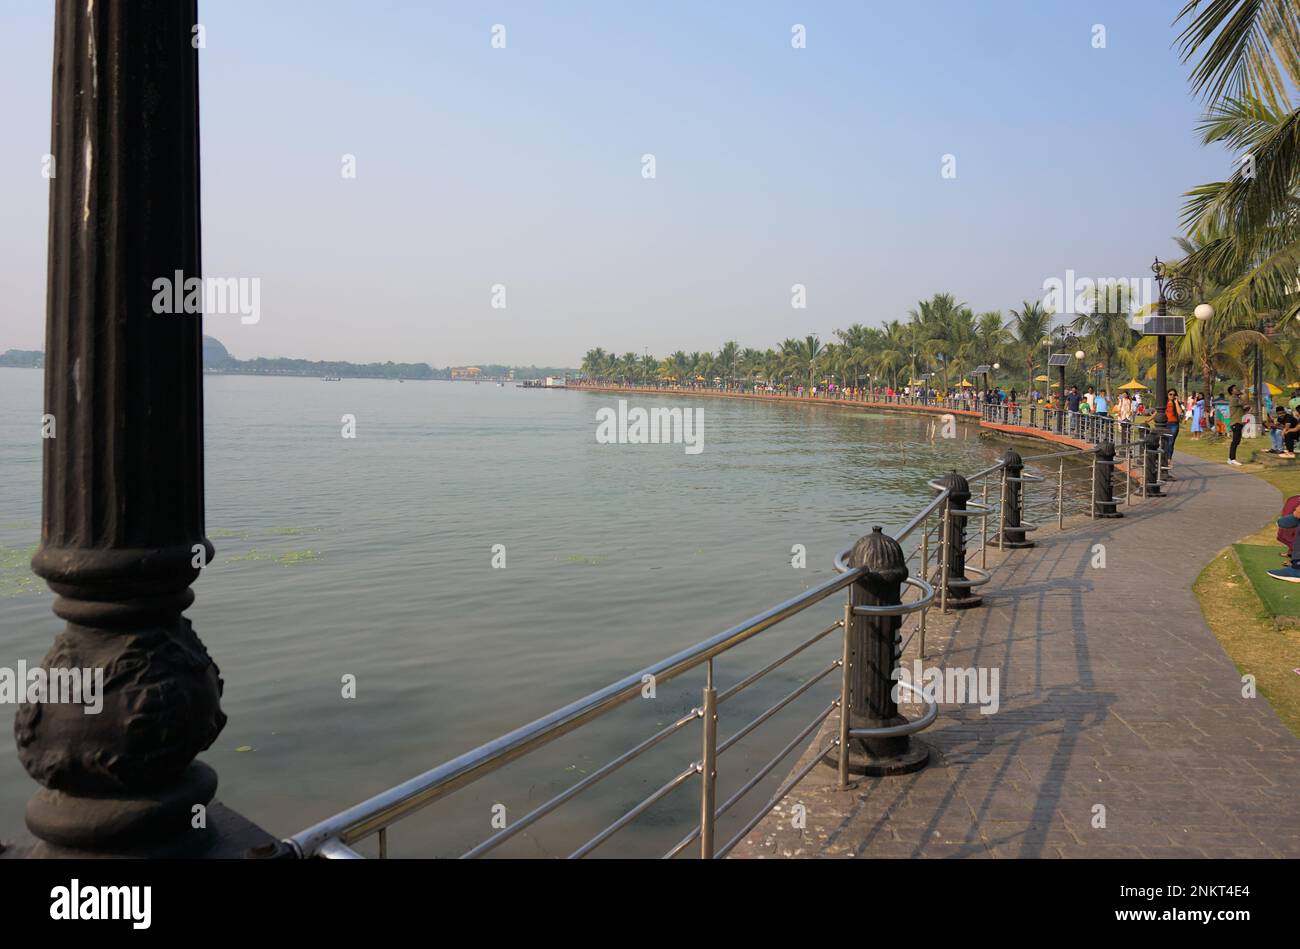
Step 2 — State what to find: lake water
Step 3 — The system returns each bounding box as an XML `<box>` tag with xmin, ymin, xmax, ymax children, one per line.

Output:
<box><xmin>0</xmin><ymin>369</ymin><xmax>1001</xmax><ymax>856</ymax></box>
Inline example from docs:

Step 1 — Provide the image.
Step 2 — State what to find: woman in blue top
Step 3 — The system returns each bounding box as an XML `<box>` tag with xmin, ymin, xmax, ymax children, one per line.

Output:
<box><xmin>1191</xmin><ymin>392</ymin><xmax>1204</xmax><ymax>439</ymax></box>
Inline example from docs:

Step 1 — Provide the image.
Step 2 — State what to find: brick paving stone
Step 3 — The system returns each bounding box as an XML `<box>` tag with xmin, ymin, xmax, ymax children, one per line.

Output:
<box><xmin>730</xmin><ymin>454</ymin><xmax>1300</xmax><ymax>858</ymax></box>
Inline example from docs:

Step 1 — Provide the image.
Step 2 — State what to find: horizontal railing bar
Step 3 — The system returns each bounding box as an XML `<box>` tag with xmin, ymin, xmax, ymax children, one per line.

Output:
<box><xmin>717</xmin><ymin>660</ymin><xmax>841</xmax><ymax>756</ymax></box>
<box><xmin>966</xmin><ymin>461</ymin><xmax>1005</xmax><ymax>483</ymax></box>
<box><xmin>835</xmin><ymin>489</ymin><xmax>950</xmax><ymax>574</ymax></box>
<box><xmin>569</xmin><ymin>763</ymin><xmax>699</xmax><ymax>859</ymax></box>
<box><xmin>460</xmin><ymin>705</ymin><xmax>704</xmax><ymax>858</ymax></box>
<box><xmin>891</xmin><ymin>489</ymin><xmax>952</xmax><ymax>544</ymax></box>
<box><xmin>665</xmin><ymin>700</ymin><xmax>839</xmax><ymax>859</ymax></box>
<box><xmin>716</xmin><ymin>621</ymin><xmax>842</xmax><ymax>705</ymax></box>
<box><xmin>288</xmin><ymin>564</ymin><xmax>865</xmax><ymax>855</ymax></box>
<box><xmin>318</xmin><ymin>839</ymin><xmax>366</xmax><ymax>860</ymax></box>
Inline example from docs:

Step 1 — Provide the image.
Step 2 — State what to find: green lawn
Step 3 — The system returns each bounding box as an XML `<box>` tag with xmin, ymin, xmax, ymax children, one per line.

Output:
<box><xmin>1231</xmin><ymin>543</ymin><xmax>1300</xmax><ymax>618</ymax></box>
<box><xmin>1176</xmin><ymin>432</ymin><xmax>1300</xmax><ymax>736</ymax></box>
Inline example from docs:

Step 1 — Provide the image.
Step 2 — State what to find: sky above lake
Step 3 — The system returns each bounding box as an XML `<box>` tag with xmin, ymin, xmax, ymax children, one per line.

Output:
<box><xmin>0</xmin><ymin>1</ymin><xmax>1230</xmax><ymax>366</ymax></box>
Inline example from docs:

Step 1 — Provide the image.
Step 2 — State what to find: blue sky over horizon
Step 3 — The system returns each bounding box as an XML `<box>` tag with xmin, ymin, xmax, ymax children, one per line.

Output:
<box><xmin>0</xmin><ymin>1</ymin><xmax>1232</xmax><ymax>366</ymax></box>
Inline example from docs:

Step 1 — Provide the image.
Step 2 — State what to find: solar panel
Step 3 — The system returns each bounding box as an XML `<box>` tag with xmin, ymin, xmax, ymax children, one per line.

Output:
<box><xmin>973</xmin><ymin>365</ymin><xmax>992</xmax><ymax>374</ymax></box>
<box><xmin>1142</xmin><ymin>315</ymin><xmax>1187</xmax><ymax>336</ymax></box>
<box><xmin>1047</xmin><ymin>354</ymin><xmax>1071</xmax><ymax>367</ymax></box>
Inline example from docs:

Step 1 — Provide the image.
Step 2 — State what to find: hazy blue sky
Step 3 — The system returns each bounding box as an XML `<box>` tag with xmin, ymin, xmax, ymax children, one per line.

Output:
<box><xmin>0</xmin><ymin>1</ymin><xmax>1229</xmax><ymax>366</ymax></box>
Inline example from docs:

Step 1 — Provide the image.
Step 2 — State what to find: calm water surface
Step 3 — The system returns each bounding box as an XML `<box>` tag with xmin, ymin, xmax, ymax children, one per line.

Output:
<box><xmin>0</xmin><ymin>369</ymin><xmax>1000</xmax><ymax>856</ymax></box>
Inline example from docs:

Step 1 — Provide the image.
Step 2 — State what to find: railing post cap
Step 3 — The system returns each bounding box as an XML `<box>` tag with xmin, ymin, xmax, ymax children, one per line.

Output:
<box><xmin>934</xmin><ymin>469</ymin><xmax>971</xmax><ymax>500</ymax></box>
<box><xmin>848</xmin><ymin>525</ymin><xmax>907</xmax><ymax>578</ymax></box>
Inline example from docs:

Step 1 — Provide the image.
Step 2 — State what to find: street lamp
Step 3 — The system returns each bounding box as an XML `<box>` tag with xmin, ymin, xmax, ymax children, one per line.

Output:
<box><xmin>1048</xmin><ymin>333</ymin><xmax>1082</xmax><ymax>433</ymax></box>
<box><xmin>1144</xmin><ymin>257</ymin><xmax>1212</xmax><ymax>493</ymax></box>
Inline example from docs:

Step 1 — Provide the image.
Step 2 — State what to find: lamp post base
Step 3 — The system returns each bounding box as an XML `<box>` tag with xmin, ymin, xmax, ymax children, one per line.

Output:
<box><xmin>827</xmin><ymin>737</ymin><xmax>931</xmax><ymax>777</ymax></box>
<box><xmin>2</xmin><ymin>798</ymin><xmax>281</xmax><ymax>860</ymax></box>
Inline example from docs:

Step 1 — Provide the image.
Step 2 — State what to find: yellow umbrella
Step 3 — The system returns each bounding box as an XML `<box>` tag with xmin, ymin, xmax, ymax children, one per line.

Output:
<box><xmin>957</xmin><ymin>379</ymin><xmax>974</xmax><ymax>387</ymax></box>
<box><xmin>1288</xmin><ymin>382</ymin><xmax>1300</xmax><ymax>389</ymax></box>
<box><xmin>1266</xmin><ymin>381</ymin><xmax>1283</xmax><ymax>395</ymax></box>
<box><xmin>1034</xmin><ymin>374</ymin><xmax>1050</xmax><ymax>382</ymax></box>
<box><xmin>1117</xmin><ymin>378</ymin><xmax>1148</xmax><ymax>391</ymax></box>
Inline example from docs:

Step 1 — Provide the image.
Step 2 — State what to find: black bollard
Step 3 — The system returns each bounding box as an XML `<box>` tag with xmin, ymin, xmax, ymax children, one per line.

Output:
<box><xmin>1000</xmin><ymin>449</ymin><xmax>1036</xmax><ymax>548</ymax></box>
<box><xmin>933</xmin><ymin>471</ymin><xmax>983</xmax><ymax>608</ymax></box>
<box><xmin>1142</xmin><ymin>428</ymin><xmax>1163</xmax><ymax>497</ymax></box>
<box><xmin>1093</xmin><ymin>441</ymin><xmax>1123</xmax><ymax>518</ymax></box>
<box><xmin>830</xmin><ymin>527</ymin><xmax>930</xmax><ymax>777</ymax></box>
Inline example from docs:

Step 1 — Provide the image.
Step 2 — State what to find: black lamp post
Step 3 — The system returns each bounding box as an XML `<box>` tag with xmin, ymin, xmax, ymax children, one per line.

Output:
<box><xmin>1145</xmin><ymin>258</ymin><xmax>1213</xmax><ymax>491</ymax></box>
<box><xmin>8</xmin><ymin>0</ymin><xmax>276</xmax><ymax>859</ymax></box>
<box><xmin>1050</xmin><ymin>333</ymin><xmax>1083</xmax><ymax>433</ymax></box>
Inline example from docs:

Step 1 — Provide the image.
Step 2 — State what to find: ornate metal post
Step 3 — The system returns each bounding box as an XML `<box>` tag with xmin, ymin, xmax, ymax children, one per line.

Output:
<box><xmin>1093</xmin><ymin>441</ymin><xmax>1123</xmax><ymax>518</ymax></box>
<box><xmin>1056</xmin><ymin>364</ymin><xmax>1066</xmax><ymax>433</ymax></box>
<box><xmin>999</xmin><ymin>449</ymin><xmax>1035</xmax><ymax>548</ymax></box>
<box><xmin>8</xmin><ymin>0</ymin><xmax>267</xmax><ymax>858</ymax></box>
<box><xmin>933</xmin><ymin>471</ymin><xmax>982</xmax><ymax>609</ymax></box>
<box><xmin>831</xmin><ymin>527</ymin><xmax>929</xmax><ymax>777</ymax></box>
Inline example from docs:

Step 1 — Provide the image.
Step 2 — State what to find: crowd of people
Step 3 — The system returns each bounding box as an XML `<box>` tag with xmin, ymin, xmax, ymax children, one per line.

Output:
<box><xmin>579</xmin><ymin>375</ymin><xmax>1280</xmax><ymax>469</ymax></box>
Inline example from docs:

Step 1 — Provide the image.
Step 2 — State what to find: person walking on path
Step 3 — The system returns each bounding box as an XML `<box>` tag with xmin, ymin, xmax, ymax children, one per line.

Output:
<box><xmin>1191</xmin><ymin>392</ymin><xmax>1205</xmax><ymax>440</ymax></box>
<box><xmin>1162</xmin><ymin>389</ymin><xmax>1183</xmax><ymax>479</ymax></box>
<box><xmin>1228</xmin><ymin>384</ymin><xmax>1247</xmax><ymax>465</ymax></box>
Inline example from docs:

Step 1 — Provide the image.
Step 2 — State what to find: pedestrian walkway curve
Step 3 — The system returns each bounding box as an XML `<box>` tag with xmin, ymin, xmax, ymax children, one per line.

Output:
<box><xmin>734</xmin><ymin>454</ymin><xmax>1300</xmax><ymax>858</ymax></box>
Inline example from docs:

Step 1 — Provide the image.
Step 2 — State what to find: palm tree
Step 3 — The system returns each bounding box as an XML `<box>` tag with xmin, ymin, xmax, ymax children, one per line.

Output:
<box><xmin>1069</xmin><ymin>283</ymin><xmax>1138</xmax><ymax>393</ymax></box>
<box><xmin>974</xmin><ymin>311</ymin><xmax>1012</xmax><ymax>385</ymax></box>
<box><xmin>908</xmin><ymin>293</ymin><xmax>968</xmax><ymax>392</ymax></box>
<box><xmin>1176</xmin><ymin>2</ymin><xmax>1300</xmax><ymax>326</ymax></box>
<box><xmin>639</xmin><ymin>352</ymin><xmax>658</xmax><ymax>384</ymax></box>
<box><xmin>581</xmin><ymin>348</ymin><xmax>608</xmax><ymax>382</ymax></box>
<box><xmin>716</xmin><ymin>340</ymin><xmax>739</xmax><ymax>389</ymax></box>
<box><xmin>795</xmin><ymin>335</ymin><xmax>823</xmax><ymax>390</ymax></box>
<box><xmin>1010</xmin><ymin>301</ymin><xmax>1053</xmax><ymax>397</ymax></box>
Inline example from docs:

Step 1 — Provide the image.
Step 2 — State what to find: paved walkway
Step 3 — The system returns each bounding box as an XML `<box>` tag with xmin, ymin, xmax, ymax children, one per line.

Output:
<box><xmin>735</xmin><ymin>453</ymin><xmax>1300</xmax><ymax>857</ymax></box>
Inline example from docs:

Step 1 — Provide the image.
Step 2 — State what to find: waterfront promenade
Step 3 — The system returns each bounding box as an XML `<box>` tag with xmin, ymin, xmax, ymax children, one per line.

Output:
<box><xmin>733</xmin><ymin>453</ymin><xmax>1300</xmax><ymax>858</ymax></box>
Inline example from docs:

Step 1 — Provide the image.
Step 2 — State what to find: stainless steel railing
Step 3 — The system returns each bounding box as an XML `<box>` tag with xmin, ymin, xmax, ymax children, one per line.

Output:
<box><xmin>287</xmin><ymin>426</ymin><xmax>1162</xmax><ymax>860</ymax></box>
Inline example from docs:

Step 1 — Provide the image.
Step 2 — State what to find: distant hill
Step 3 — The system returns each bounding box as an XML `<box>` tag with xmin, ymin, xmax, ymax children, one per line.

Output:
<box><xmin>199</xmin><ymin>337</ymin><xmax>572</xmax><ymax>381</ymax></box>
<box><xmin>3</xmin><ymin>338</ymin><xmax>568</xmax><ymax>380</ymax></box>
<box><xmin>202</xmin><ymin>336</ymin><xmax>439</xmax><ymax>379</ymax></box>
<box><xmin>202</xmin><ymin>335</ymin><xmax>235</xmax><ymax>369</ymax></box>
<box><xmin>0</xmin><ymin>349</ymin><xmax>43</xmax><ymax>368</ymax></box>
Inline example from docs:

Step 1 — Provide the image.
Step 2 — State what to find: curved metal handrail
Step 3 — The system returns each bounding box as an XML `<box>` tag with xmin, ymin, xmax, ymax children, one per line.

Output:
<box><xmin>850</xmin><ymin>576</ymin><xmax>935</xmax><ymax>616</ymax></box>
<box><xmin>941</xmin><ymin>564</ymin><xmax>992</xmax><ymax>588</ymax></box>
<box><xmin>846</xmin><ymin>680</ymin><xmax>938</xmax><ymax>739</ymax></box>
